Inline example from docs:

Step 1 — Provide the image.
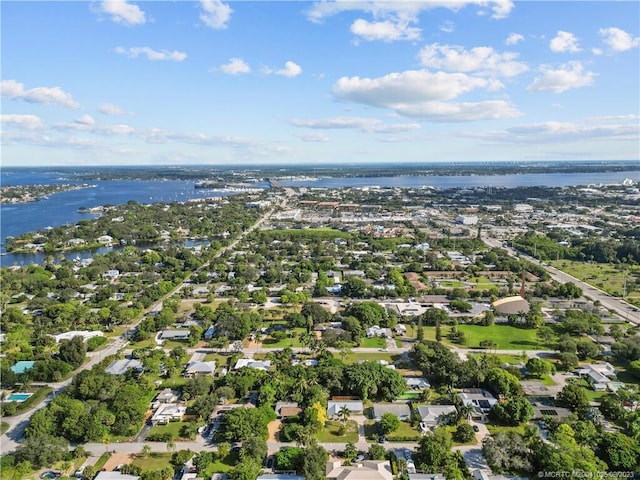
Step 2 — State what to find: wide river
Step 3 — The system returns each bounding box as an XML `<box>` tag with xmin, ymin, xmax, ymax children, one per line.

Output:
<box><xmin>1</xmin><ymin>168</ymin><xmax>639</xmax><ymax>264</ymax></box>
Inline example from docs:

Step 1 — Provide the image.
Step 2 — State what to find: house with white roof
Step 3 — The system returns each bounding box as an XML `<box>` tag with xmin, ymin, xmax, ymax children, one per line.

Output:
<box><xmin>366</xmin><ymin>326</ymin><xmax>391</xmax><ymax>338</ymax></box>
<box><xmin>576</xmin><ymin>362</ymin><xmax>618</xmax><ymax>391</ymax></box>
<box><xmin>234</xmin><ymin>358</ymin><xmax>272</xmax><ymax>371</ymax></box>
<box><xmin>417</xmin><ymin>405</ymin><xmax>457</xmax><ymax>432</ymax></box>
<box><xmin>151</xmin><ymin>403</ymin><xmax>186</xmax><ymax>425</ymax></box>
<box><xmin>405</xmin><ymin>377</ymin><xmax>430</xmax><ymax>390</ymax></box>
<box><xmin>326</xmin><ymin>459</ymin><xmax>393</xmax><ymax>480</ymax></box>
<box><xmin>327</xmin><ymin>400</ymin><xmax>364</xmax><ymax>417</ymax></box>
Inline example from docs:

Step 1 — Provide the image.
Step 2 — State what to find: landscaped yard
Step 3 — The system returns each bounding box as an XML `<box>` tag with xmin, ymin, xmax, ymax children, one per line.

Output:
<box><xmin>452</xmin><ymin>324</ymin><xmax>555</xmax><ymax>350</ymax></box>
<box><xmin>317</xmin><ymin>420</ymin><xmax>359</xmax><ymax>443</ymax></box>
<box><xmin>203</xmin><ymin>456</ymin><xmax>236</xmax><ymax>476</ymax></box>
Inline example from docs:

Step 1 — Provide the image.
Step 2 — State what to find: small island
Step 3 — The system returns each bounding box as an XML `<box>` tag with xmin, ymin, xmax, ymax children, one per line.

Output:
<box><xmin>0</xmin><ymin>183</ymin><xmax>95</xmax><ymax>204</ymax></box>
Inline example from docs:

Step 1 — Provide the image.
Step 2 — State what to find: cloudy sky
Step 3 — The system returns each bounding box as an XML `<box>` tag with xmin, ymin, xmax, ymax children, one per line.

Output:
<box><xmin>1</xmin><ymin>0</ymin><xmax>639</xmax><ymax>166</ymax></box>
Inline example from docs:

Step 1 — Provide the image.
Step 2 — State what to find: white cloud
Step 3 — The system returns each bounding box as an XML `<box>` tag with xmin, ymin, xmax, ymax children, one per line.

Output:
<box><xmin>527</xmin><ymin>61</ymin><xmax>595</xmax><ymax>93</ymax></box>
<box><xmin>439</xmin><ymin>21</ymin><xmax>454</xmax><ymax>33</ymax></box>
<box><xmin>289</xmin><ymin>116</ymin><xmax>420</xmax><ymax>133</ymax></box>
<box><xmin>99</xmin><ymin>103</ymin><xmax>127</xmax><ymax>115</ymax></box>
<box><xmin>505</xmin><ymin>32</ymin><xmax>524</xmax><ymax>45</ymax></box>
<box><xmin>1</xmin><ymin>114</ymin><xmax>44</xmax><ymax>130</ymax></box>
<box><xmin>295</xmin><ymin>132</ymin><xmax>330</xmax><ymax>142</ymax></box>
<box><xmin>332</xmin><ymin>70</ymin><xmax>521</xmax><ymax>121</ymax></box>
<box><xmin>200</xmin><ymin>0</ymin><xmax>232</xmax><ymax>29</ymax></box>
<box><xmin>75</xmin><ymin>114</ymin><xmax>95</xmax><ymax>126</ymax></box>
<box><xmin>115</xmin><ymin>47</ymin><xmax>187</xmax><ymax>61</ymax></box>
<box><xmin>501</xmin><ymin>121</ymin><xmax>639</xmax><ymax>143</ymax></box>
<box><xmin>1</xmin><ymin>79</ymin><xmax>79</xmax><ymax>108</ymax></box>
<box><xmin>270</xmin><ymin>61</ymin><xmax>302</xmax><ymax>78</ymax></box>
<box><xmin>419</xmin><ymin>43</ymin><xmax>528</xmax><ymax>78</ymax></box>
<box><xmin>306</xmin><ymin>0</ymin><xmax>514</xmax><ymax>23</ymax></box>
<box><xmin>96</xmin><ymin>0</ymin><xmax>146</xmax><ymax>26</ymax></box>
<box><xmin>550</xmin><ymin>31</ymin><xmax>581</xmax><ymax>53</ymax></box>
<box><xmin>592</xmin><ymin>48</ymin><xmax>603</xmax><ymax>56</ymax></box>
<box><xmin>350</xmin><ymin>18</ymin><xmax>421</xmax><ymax>42</ymax></box>
<box><xmin>219</xmin><ymin>58</ymin><xmax>251</xmax><ymax>75</ymax></box>
<box><xmin>598</xmin><ymin>27</ymin><xmax>640</xmax><ymax>52</ymax></box>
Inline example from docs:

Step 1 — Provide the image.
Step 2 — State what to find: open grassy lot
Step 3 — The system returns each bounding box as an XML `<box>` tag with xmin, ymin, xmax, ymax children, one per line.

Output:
<box><xmin>387</xmin><ymin>421</ymin><xmax>421</xmax><ymax>441</ymax></box>
<box><xmin>132</xmin><ymin>452</ymin><xmax>172</xmax><ymax>470</ymax></box>
<box><xmin>468</xmin><ymin>276</ymin><xmax>496</xmax><ymax>288</ymax></box>
<box><xmin>453</xmin><ymin>324</ymin><xmax>554</xmax><ymax>350</ymax></box>
<box><xmin>317</xmin><ymin>420</ymin><xmax>359</xmax><ymax>443</ymax></box>
<box><xmin>439</xmin><ymin>280</ymin><xmax>464</xmax><ymax>288</ymax></box>
<box><xmin>486</xmin><ymin>424</ymin><xmax>527</xmax><ymax>436</ymax></box>
<box><xmin>203</xmin><ymin>455</ymin><xmax>236</xmax><ymax>476</ymax></box>
<box><xmin>468</xmin><ymin>353</ymin><xmax>526</xmax><ymax>364</ymax></box>
<box><xmin>261</xmin><ymin>327</ymin><xmax>305</xmax><ymax>347</ymax></box>
<box><xmin>342</xmin><ymin>352</ymin><xmax>401</xmax><ymax>364</ymax></box>
<box><xmin>359</xmin><ymin>337</ymin><xmax>387</xmax><ymax>348</ymax></box>
<box><xmin>147</xmin><ymin>421</ymin><xmax>196</xmax><ymax>441</ymax></box>
<box><xmin>551</xmin><ymin>259</ymin><xmax>640</xmax><ymax>301</ymax></box>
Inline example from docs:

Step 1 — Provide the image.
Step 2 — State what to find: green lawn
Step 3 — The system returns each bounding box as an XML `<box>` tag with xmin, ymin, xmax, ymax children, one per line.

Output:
<box><xmin>468</xmin><ymin>276</ymin><xmax>495</xmax><ymax>287</ymax></box>
<box><xmin>387</xmin><ymin>421</ymin><xmax>421</xmax><ymax>441</ymax></box>
<box><xmin>147</xmin><ymin>421</ymin><xmax>194</xmax><ymax>440</ymax></box>
<box><xmin>94</xmin><ymin>453</ymin><xmax>111</xmax><ymax>470</ymax></box>
<box><xmin>567</xmin><ymin>378</ymin><xmax>608</xmax><ymax>402</ymax></box>
<box><xmin>342</xmin><ymin>352</ymin><xmax>401</xmax><ymax>364</ymax></box>
<box><xmin>359</xmin><ymin>337</ymin><xmax>386</xmax><ymax>348</ymax></box>
<box><xmin>1</xmin><ymin>422</ymin><xmax>9</xmax><ymax>434</ymax></box>
<box><xmin>261</xmin><ymin>327</ymin><xmax>306</xmax><ymax>348</ymax></box>
<box><xmin>317</xmin><ymin>420</ymin><xmax>359</xmax><ymax>443</ymax></box>
<box><xmin>203</xmin><ymin>455</ymin><xmax>236</xmax><ymax>476</ymax></box>
<box><xmin>132</xmin><ymin>452</ymin><xmax>173</xmax><ymax>470</ymax></box>
<box><xmin>129</xmin><ymin>338</ymin><xmax>157</xmax><ymax>350</ymax></box>
<box><xmin>453</xmin><ymin>324</ymin><xmax>554</xmax><ymax>350</ymax></box>
<box><xmin>550</xmin><ymin>260</ymin><xmax>640</xmax><ymax>300</ymax></box>
<box><xmin>486</xmin><ymin>424</ymin><xmax>527</xmax><ymax>436</ymax></box>
<box><xmin>444</xmin><ymin>425</ymin><xmax>477</xmax><ymax>446</ymax></box>
<box><xmin>439</xmin><ymin>280</ymin><xmax>464</xmax><ymax>288</ymax></box>
<box><xmin>397</xmin><ymin>392</ymin><xmax>421</xmax><ymax>400</ymax></box>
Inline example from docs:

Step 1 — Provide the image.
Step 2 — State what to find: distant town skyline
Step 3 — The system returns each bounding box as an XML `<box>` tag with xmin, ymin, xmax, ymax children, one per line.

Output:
<box><xmin>1</xmin><ymin>0</ymin><xmax>639</xmax><ymax>166</ymax></box>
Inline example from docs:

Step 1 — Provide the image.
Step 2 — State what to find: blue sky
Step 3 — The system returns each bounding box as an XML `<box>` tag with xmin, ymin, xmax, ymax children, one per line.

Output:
<box><xmin>1</xmin><ymin>0</ymin><xmax>639</xmax><ymax>166</ymax></box>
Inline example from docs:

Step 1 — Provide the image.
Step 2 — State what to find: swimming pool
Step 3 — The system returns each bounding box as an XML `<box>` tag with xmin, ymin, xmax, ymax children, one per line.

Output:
<box><xmin>6</xmin><ymin>393</ymin><xmax>33</xmax><ymax>402</ymax></box>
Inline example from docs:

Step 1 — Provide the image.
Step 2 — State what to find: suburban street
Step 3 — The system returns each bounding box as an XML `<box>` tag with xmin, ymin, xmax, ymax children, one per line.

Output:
<box><xmin>0</xmin><ymin>207</ymin><xmax>276</xmax><ymax>456</ymax></box>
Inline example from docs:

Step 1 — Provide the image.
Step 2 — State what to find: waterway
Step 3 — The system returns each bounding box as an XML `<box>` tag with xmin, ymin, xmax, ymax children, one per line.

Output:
<box><xmin>2</xmin><ymin>167</ymin><xmax>638</xmax><ymax>262</ymax></box>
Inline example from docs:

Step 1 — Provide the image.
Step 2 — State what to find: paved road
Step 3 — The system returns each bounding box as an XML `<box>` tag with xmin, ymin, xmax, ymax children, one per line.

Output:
<box><xmin>482</xmin><ymin>235</ymin><xmax>640</xmax><ymax>325</ymax></box>
<box><xmin>0</xmin><ymin>207</ymin><xmax>276</xmax><ymax>455</ymax></box>
<box><xmin>1</xmin><ymin>337</ymin><xmax>127</xmax><ymax>454</ymax></box>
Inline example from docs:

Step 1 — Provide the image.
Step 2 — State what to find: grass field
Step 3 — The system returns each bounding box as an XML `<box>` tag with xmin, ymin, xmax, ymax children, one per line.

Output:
<box><xmin>132</xmin><ymin>452</ymin><xmax>172</xmax><ymax>470</ymax></box>
<box><xmin>551</xmin><ymin>260</ymin><xmax>640</xmax><ymax>300</ymax></box>
<box><xmin>317</xmin><ymin>420</ymin><xmax>359</xmax><ymax>443</ymax></box>
<box><xmin>439</xmin><ymin>280</ymin><xmax>464</xmax><ymax>288</ymax></box>
<box><xmin>453</xmin><ymin>324</ymin><xmax>554</xmax><ymax>350</ymax></box>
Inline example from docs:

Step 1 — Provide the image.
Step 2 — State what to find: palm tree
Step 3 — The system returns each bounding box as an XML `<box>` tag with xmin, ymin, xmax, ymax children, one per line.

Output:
<box><xmin>141</xmin><ymin>443</ymin><xmax>151</xmax><ymax>459</ymax></box>
<box><xmin>457</xmin><ymin>403</ymin><xmax>475</xmax><ymax>422</ymax></box>
<box><xmin>166</xmin><ymin>436</ymin><xmax>176</xmax><ymax>452</ymax></box>
<box><xmin>338</xmin><ymin>405</ymin><xmax>351</xmax><ymax>427</ymax></box>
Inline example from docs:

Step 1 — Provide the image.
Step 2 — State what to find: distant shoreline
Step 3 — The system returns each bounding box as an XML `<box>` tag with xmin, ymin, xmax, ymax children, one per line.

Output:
<box><xmin>0</xmin><ymin>184</ymin><xmax>95</xmax><ymax>204</ymax></box>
